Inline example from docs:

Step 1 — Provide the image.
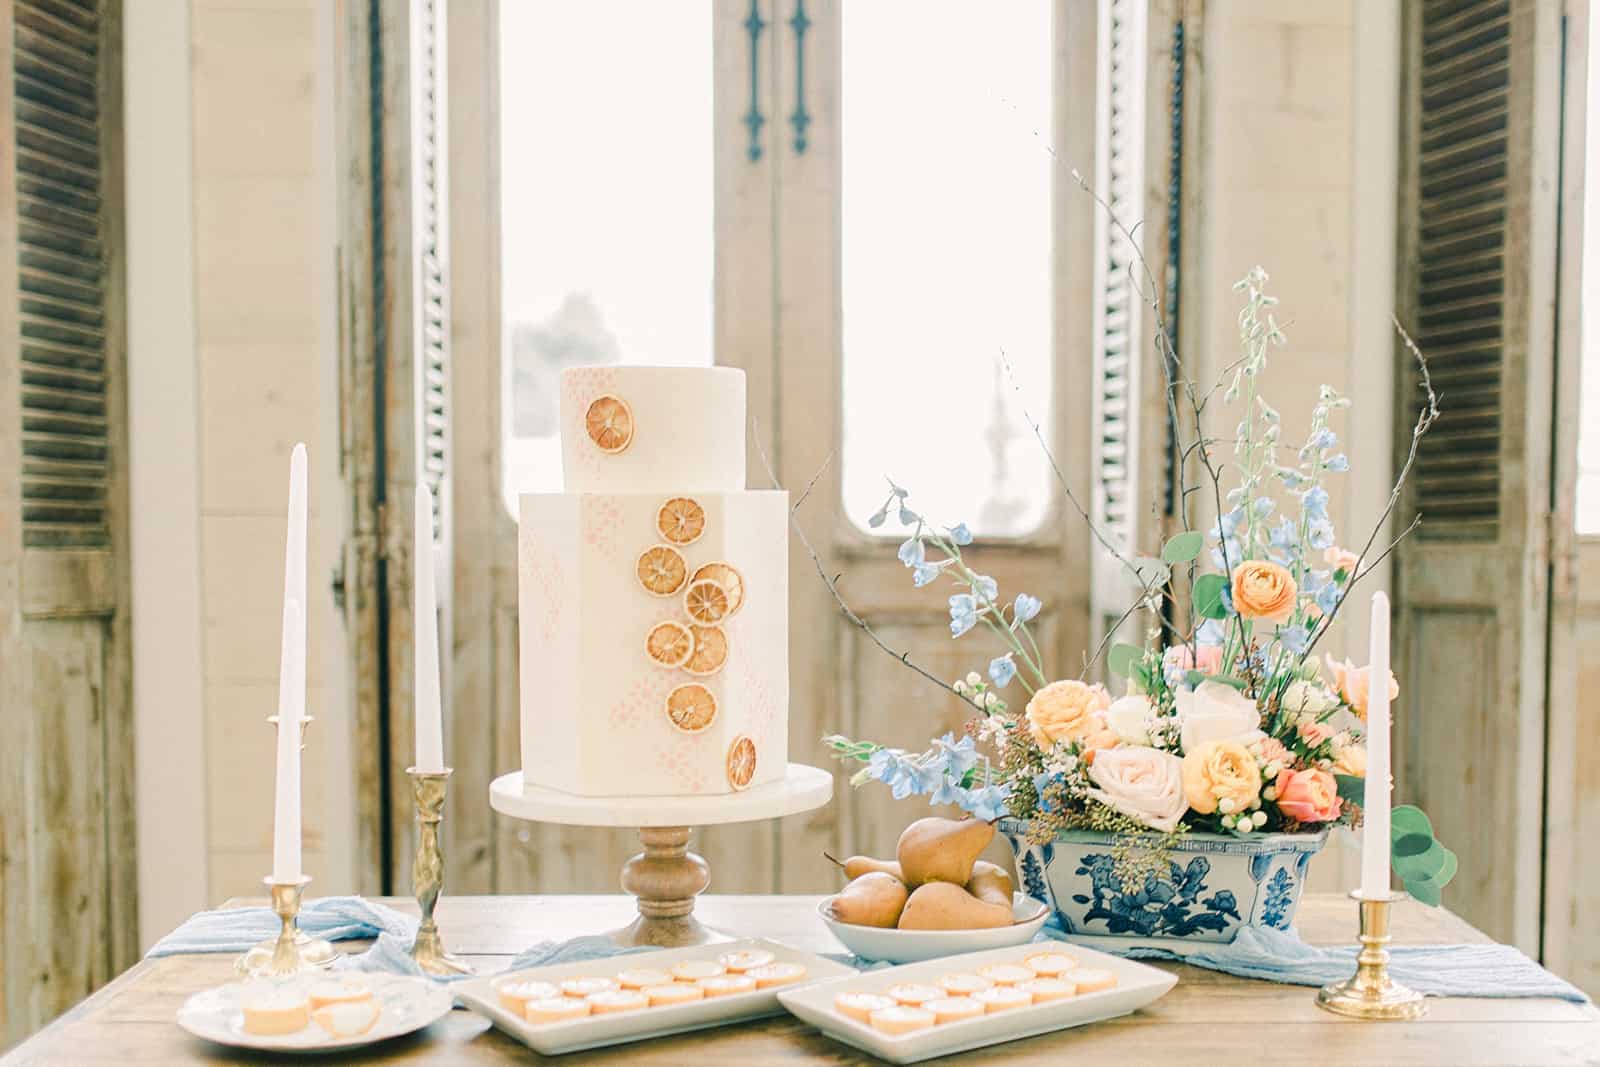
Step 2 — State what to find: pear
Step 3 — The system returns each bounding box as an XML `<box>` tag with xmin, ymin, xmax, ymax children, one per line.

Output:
<box><xmin>824</xmin><ymin>871</ymin><xmax>909</xmax><ymax>928</ymax></box>
<box><xmin>824</xmin><ymin>851</ymin><xmax>904</xmax><ymax>882</ymax></box>
<box><xmin>896</xmin><ymin>816</ymin><xmax>995</xmax><ymax>887</ymax></box>
<box><xmin>897</xmin><ymin>881</ymin><xmax>1013</xmax><ymax>931</ymax></box>
<box><xmin>966</xmin><ymin>860</ymin><xmax>1015</xmax><ymax>910</ymax></box>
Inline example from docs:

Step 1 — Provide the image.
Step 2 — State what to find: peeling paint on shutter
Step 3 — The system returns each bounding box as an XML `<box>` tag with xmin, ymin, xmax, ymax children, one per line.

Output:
<box><xmin>1410</xmin><ymin>0</ymin><xmax>1510</xmax><ymax>541</ymax></box>
<box><xmin>13</xmin><ymin>0</ymin><xmax>109</xmax><ymax>549</ymax></box>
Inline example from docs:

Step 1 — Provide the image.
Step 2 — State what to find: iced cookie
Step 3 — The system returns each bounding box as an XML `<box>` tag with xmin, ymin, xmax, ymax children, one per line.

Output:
<box><xmin>496</xmin><ymin>979</ymin><xmax>562</xmax><ymax>1014</ymax></box>
<box><xmin>307</xmin><ymin>976</ymin><xmax>372</xmax><ymax>1010</ymax></box>
<box><xmin>671</xmin><ymin>960</ymin><xmax>725</xmax><ymax>982</ymax></box>
<box><xmin>925</xmin><ymin>996</ymin><xmax>985</xmax><ymax>1024</ymax></box>
<box><xmin>1017</xmin><ymin>977</ymin><xmax>1076</xmax><ymax>1002</ymax></box>
<box><xmin>1065</xmin><ymin>968</ymin><xmax>1117</xmax><ymax>993</ymax></box>
<box><xmin>525</xmin><ymin>997</ymin><xmax>592</xmax><ymax>1024</ymax></box>
<box><xmin>1022</xmin><ymin>951</ymin><xmax>1078</xmax><ymax>976</ymax></box>
<box><xmin>868</xmin><ymin>1005</ymin><xmax>936</xmax><ymax>1035</ymax></box>
<box><xmin>972</xmin><ymin>985</ymin><xmax>1033</xmax><ymax>1012</ymax></box>
<box><xmin>697</xmin><ymin>974</ymin><xmax>757</xmax><ymax>997</ymax></box>
<box><xmin>616</xmin><ymin>968</ymin><xmax>675</xmax><ymax>990</ymax></box>
<box><xmin>834</xmin><ymin>991</ymin><xmax>897</xmax><ymax>1023</ymax></box>
<box><xmin>746</xmin><ymin>962</ymin><xmax>807</xmax><ymax>988</ymax></box>
<box><xmin>240</xmin><ymin>985</ymin><xmax>310</xmax><ymax>1036</ymax></box>
<box><xmin>587</xmin><ymin>990</ymin><xmax>649</xmax><ymax>1015</ymax></box>
<box><xmin>885</xmin><ymin>983</ymin><xmax>944</xmax><ymax>1007</ymax></box>
<box><xmin>559</xmin><ymin>975</ymin><xmax>619</xmax><ymax>998</ymax></box>
<box><xmin>311</xmin><ymin>1000</ymin><xmax>380</xmax><ymax>1038</ymax></box>
<box><xmin>718</xmin><ymin>949</ymin><xmax>775</xmax><ymax>972</ymax></box>
<box><xmin>976</xmin><ymin>963</ymin><xmax>1035</xmax><ymax>986</ymax></box>
<box><xmin>936</xmin><ymin>973</ymin><xmax>994</xmax><ymax>996</ymax></box>
<box><xmin>643</xmin><ymin>983</ymin><xmax>705</xmax><ymax>1006</ymax></box>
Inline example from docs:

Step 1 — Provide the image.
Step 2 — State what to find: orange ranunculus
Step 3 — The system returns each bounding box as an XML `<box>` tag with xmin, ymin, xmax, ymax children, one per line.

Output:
<box><xmin>1180</xmin><ymin>740</ymin><xmax>1262</xmax><ymax>815</ymax></box>
<box><xmin>1230</xmin><ymin>560</ymin><xmax>1298</xmax><ymax>625</ymax></box>
<box><xmin>1026</xmin><ymin>680</ymin><xmax>1118</xmax><ymax>752</ymax></box>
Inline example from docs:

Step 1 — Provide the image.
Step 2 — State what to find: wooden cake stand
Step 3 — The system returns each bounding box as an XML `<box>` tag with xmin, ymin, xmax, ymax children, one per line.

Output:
<box><xmin>489</xmin><ymin>763</ymin><xmax>833</xmax><ymax>947</ymax></box>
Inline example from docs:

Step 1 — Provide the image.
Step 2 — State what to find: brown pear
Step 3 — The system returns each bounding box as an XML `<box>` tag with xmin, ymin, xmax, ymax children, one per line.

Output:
<box><xmin>897</xmin><ymin>881</ymin><xmax>1013</xmax><ymax>930</ymax></box>
<box><xmin>966</xmin><ymin>860</ymin><xmax>1015</xmax><ymax>910</ymax></box>
<box><xmin>824</xmin><ymin>872</ymin><xmax>909</xmax><ymax>928</ymax></box>
<box><xmin>824</xmin><ymin>851</ymin><xmax>904</xmax><ymax>882</ymax></box>
<box><xmin>895</xmin><ymin>816</ymin><xmax>996</xmax><ymax>887</ymax></box>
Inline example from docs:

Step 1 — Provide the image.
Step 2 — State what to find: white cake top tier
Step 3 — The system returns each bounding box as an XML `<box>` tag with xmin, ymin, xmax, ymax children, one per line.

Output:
<box><xmin>561</xmin><ymin>365</ymin><xmax>748</xmax><ymax>492</ymax></box>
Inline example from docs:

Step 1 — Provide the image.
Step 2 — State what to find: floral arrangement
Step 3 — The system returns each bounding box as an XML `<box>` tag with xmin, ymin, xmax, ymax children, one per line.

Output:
<box><xmin>821</xmin><ymin>269</ymin><xmax>1455</xmax><ymax>902</ymax></box>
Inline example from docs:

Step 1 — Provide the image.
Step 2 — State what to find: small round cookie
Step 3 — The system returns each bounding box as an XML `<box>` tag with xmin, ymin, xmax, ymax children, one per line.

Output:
<box><xmin>972</xmin><ymin>985</ymin><xmax>1033</xmax><ymax>1012</ymax></box>
<box><xmin>587</xmin><ymin>989</ymin><xmax>649</xmax><ymax>1015</ymax></box>
<box><xmin>311</xmin><ymin>1000</ymin><xmax>380</xmax><ymax>1038</ymax></box>
<box><xmin>936</xmin><ymin>973</ymin><xmax>994</xmax><ymax>996</ymax></box>
<box><xmin>976</xmin><ymin>963</ymin><xmax>1036</xmax><ymax>986</ymax></box>
<box><xmin>1064</xmin><ymin>968</ymin><xmax>1117</xmax><ymax>993</ymax></box>
<box><xmin>671</xmin><ymin>959</ymin><xmax>726</xmax><ymax>982</ymax></box>
<box><xmin>718</xmin><ymin>948</ymin><xmax>776</xmax><ymax>972</ymax></box>
<box><xmin>1017</xmin><ymin>977</ymin><xmax>1076</xmax><ymax>1002</ymax></box>
<box><xmin>643</xmin><ymin>983</ymin><xmax>705</xmax><ymax>1007</ymax></box>
<box><xmin>869</xmin><ymin>1005</ymin><xmax>936</xmax><ymax>1035</ymax></box>
<box><xmin>698</xmin><ymin>974</ymin><xmax>757</xmax><ymax>997</ymax></box>
<box><xmin>559</xmin><ymin>975</ymin><xmax>619</xmax><ymax>998</ymax></box>
<box><xmin>833</xmin><ymin>991</ymin><xmax>897</xmax><ymax>1023</ymax></box>
<box><xmin>924</xmin><ymin>996</ymin><xmax>986</xmax><ymax>1024</ymax></box>
<box><xmin>746</xmin><ymin>962</ymin><xmax>807</xmax><ymax>988</ymax></box>
<box><xmin>307</xmin><ymin>975</ymin><xmax>373</xmax><ymax>1010</ymax></box>
<box><xmin>1022</xmin><ymin>951</ymin><xmax>1078</xmax><ymax>977</ymax></box>
<box><xmin>616</xmin><ymin>967</ymin><xmax>675</xmax><ymax>990</ymax></box>
<box><xmin>241</xmin><ymin>986</ymin><xmax>310</xmax><ymax>1036</ymax></box>
<box><xmin>525</xmin><ymin>997</ymin><xmax>592</xmax><ymax>1024</ymax></box>
<box><xmin>496</xmin><ymin>979</ymin><xmax>562</xmax><ymax>1014</ymax></box>
<box><xmin>886</xmin><ymin>983</ymin><xmax>945</xmax><ymax>1007</ymax></box>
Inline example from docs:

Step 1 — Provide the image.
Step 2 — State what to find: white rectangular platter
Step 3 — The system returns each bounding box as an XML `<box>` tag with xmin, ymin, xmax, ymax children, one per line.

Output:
<box><xmin>455</xmin><ymin>938</ymin><xmax>854</xmax><ymax>1056</ymax></box>
<box><xmin>777</xmin><ymin>942</ymin><xmax>1177</xmax><ymax>1065</ymax></box>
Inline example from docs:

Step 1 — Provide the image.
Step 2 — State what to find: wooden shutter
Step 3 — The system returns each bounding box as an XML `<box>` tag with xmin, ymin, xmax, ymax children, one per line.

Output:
<box><xmin>1</xmin><ymin>0</ymin><xmax>135</xmax><ymax>1041</ymax></box>
<box><xmin>1393</xmin><ymin>0</ymin><xmax>1565</xmax><ymax>954</ymax></box>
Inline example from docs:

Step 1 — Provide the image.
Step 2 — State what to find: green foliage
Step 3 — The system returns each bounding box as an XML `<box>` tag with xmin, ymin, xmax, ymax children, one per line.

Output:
<box><xmin>1184</xmin><ymin>670</ymin><xmax>1247</xmax><ymax>691</ymax></box>
<box><xmin>1194</xmin><ymin>573</ymin><xmax>1230</xmax><ymax>619</ymax></box>
<box><xmin>1161</xmin><ymin>530</ymin><xmax>1205</xmax><ymax>564</ymax></box>
<box><xmin>1107</xmin><ymin>643</ymin><xmax>1144</xmax><ymax>680</ymax></box>
<box><xmin>1388</xmin><ymin>804</ymin><xmax>1457</xmax><ymax>907</ymax></box>
<box><xmin>1334</xmin><ymin>774</ymin><xmax>1364</xmax><ymax>807</ymax></box>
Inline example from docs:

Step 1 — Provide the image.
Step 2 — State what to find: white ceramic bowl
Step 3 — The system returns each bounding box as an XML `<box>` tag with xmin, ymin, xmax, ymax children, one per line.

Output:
<box><xmin>818</xmin><ymin>892</ymin><xmax>1050</xmax><ymax>964</ymax></box>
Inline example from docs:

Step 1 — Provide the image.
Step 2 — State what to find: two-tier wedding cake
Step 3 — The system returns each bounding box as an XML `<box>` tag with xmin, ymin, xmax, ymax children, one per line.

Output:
<box><xmin>518</xmin><ymin>365</ymin><xmax>789</xmax><ymax>796</ymax></box>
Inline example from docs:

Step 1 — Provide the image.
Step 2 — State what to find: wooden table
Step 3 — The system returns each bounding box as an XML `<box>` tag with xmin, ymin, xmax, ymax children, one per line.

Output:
<box><xmin>7</xmin><ymin>894</ymin><xmax>1598</xmax><ymax>1065</ymax></box>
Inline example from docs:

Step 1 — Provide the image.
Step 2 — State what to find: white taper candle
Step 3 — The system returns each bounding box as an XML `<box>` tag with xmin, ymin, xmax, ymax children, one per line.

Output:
<box><xmin>271</xmin><ymin>443</ymin><xmax>308</xmax><ymax>882</ymax></box>
<box><xmin>1360</xmin><ymin>591</ymin><xmax>1392</xmax><ymax>898</ymax></box>
<box><xmin>414</xmin><ymin>484</ymin><xmax>444</xmax><ymax>773</ymax></box>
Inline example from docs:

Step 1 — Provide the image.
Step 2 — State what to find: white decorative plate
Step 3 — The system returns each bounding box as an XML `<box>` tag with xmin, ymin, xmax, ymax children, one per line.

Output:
<box><xmin>777</xmin><ymin>942</ymin><xmax>1178</xmax><ymax>1065</ymax></box>
<box><xmin>818</xmin><ymin>892</ymin><xmax>1051</xmax><ymax>964</ymax></box>
<box><xmin>176</xmin><ymin>972</ymin><xmax>454</xmax><ymax>1054</ymax></box>
<box><xmin>455</xmin><ymin>938</ymin><xmax>853</xmax><ymax>1056</ymax></box>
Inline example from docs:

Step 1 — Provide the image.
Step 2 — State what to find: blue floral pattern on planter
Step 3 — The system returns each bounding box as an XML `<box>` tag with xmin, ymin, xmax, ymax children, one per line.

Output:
<box><xmin>1069</xmin><ymin>853</ymin><xmax>1242</xmax><ymax>938</ymax></box>
<box><xmin>1020</xmin><ymin>850</ymin><xmax>1049</xmax><ymax>905</ymax></box>
<box><xmin>1261</xmin><ymin>867</ymin><xmax>1295</xmax><ymax>929</ymax></box>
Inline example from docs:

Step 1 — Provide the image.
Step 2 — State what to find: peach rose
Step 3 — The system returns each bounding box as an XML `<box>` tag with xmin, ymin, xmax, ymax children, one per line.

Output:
<box><xmin>1323</xmin><ymin>655</ymin><xmax>1399</xmax><ymax>722</ymax></box>
<box><xmin>1026</xmin><ymin>680</ymin><xmax>1118</xmax><ymax>752</ymax></box>
<box><xmin>1324</xmin><ymin>546</ymin><xmax>1360</xmax><ymax>574</ymax></box>
<box><xmin>1331</xmin><ymin>744</ymin><xmax>1367</xmax><ymax>778</ymax></box>
<box><xmin>1163</xmin><ymin>642</ymin><xmax>1224</xmax><ymax>677</ymax></box>
<box><xmin>1180</xmin><ymin>740</ymin><xmax>1262</xmax><ymax>815</ymax></box>
<box><xmin>1298</xmin><ymin>718</ymin><xmax>1333</xmax><ymax>747</ymax></box>
<box><xmin>1273</xmin><ymin>767</ymin><xmax>1342</xmax><ymax>824</ymax></box>
<box><xmin>1231</xmin><ymin>560</ymin><xmax>1298</xmax><ymax>625</ymax></box>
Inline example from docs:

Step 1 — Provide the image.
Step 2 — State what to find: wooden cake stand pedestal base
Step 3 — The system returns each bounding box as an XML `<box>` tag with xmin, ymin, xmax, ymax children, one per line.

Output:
<box><xmin>489</xmin><ymin>763</ymin><xmax>833</xmax><ymax>947</ymax></box>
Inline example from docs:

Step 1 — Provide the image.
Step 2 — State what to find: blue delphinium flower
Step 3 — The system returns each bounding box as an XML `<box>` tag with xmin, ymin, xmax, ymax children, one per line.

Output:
<box><xmin>1314</xmin><ymin>572</ymin><xmax>1342</xmax><ymax>615</ymax></box>
<box><xmin>1252</xmin><ymin>496</ymin><xmax>1275</xmax><ymax>518</ymax></box>
<box><xmin>1325</xmin><ymin>453</ymin><xmax>1350</xmax><ymax>473</ymax></box>
<box><xmin>912</xmin><ymin>562</ymin><xmax>942</xmax><ymax>587</ymax></box>
<box><xmin>947</xmin><ymin>523</ymin><xmax>973</xmax><ymax>546</ymax></box>
<box><xmin>929</xmin><ymin>776</ymin><xmax>964</xmax><ymax>807</ymax></box>
<box><xmin>1032</xmin><ymin>770</ymin><xmax>1061</xmax><ymax>813</ymax></box>
<box><xmin>949</xmin><ymin>594</ymin><xmax>979</xmax><ymax>637</ymax></box>
<box><xmin>932</xmin><ymin>732</ymin><xmax>978</xmax><ymax>780</ymax></box>
<box><xmin>868</xmin><ymin>506</ymin><xmax>888</xmax><ymax>529</ymax></box>
<box><xmin>972</xmin><ymin>574</ymin><xmax>999</xmax><ymax>602</ymax></box>
<box><xmin>1278</xmin><ymin>624</ymin><xmax>1311</xmax><ymax>655</ymax></box>
<box><xmin>1267</xmin><ymin>517</ymin><xmax>1299</xmax><ymax>565</ymax></box>
<box><xmin>957</xmin><ymin>783</ymin><xmax>1011</xmax><ymax>822</ymax></box>
<box><xmin>1196</xmin><ymin>619</ymin><xmax>1226</xmax><ymax>647</ymax></box>
<box><xmin>1013</xmin><ymin>593</ymin><xmax>1042</xmax><ymax>624</ymax></box>
<box><xmin>867</xmin><ymin>749</ymin><xmax>912</xmax><ymax>795</ymax></box>
<box><xmin>989</xmin><ymin>654</ymin><xmax>1016</xmax><ymax>688</ymax></box>
<box><xmin>1308</xmin><ymin>519</ymin><xmax>1335</xmax><ymax>550</ymax></box>
<box><xmin>1302</xmin><ymin>486</ymin><xmax>1330</xmax><ymax>523</ymax></box>
<box><xmin>897</xmin><ymin>536</ymin><xmax>925</xmax><ymax>568</ymax></box>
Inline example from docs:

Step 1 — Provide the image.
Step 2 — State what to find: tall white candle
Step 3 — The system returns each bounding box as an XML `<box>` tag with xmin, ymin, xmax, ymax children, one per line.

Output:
<box><xmin>414</xmin><ymin>484</ymin><xmax>444</xmax><ymax>773</ymax></box>
<box><xmin>1360</xmin><ymin>591</ymin><xmax>1393</xmax><ymax>898</ymax></box>
<box><xmin>271</xmin><ymin>442</ymin><xmax>308</xmax><ymax>883</ymax></box>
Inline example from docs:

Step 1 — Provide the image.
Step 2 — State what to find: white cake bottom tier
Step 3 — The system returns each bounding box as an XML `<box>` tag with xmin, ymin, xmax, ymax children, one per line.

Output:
<box><xmin>518</xmin><ymin>490</ymin><xmax>789</xmax><ymax>797</ymax></box>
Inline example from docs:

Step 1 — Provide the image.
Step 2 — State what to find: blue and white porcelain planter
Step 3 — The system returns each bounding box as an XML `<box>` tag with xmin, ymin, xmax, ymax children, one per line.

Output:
<box><xmin>999</xmin><ymin>819</ymin><xmax>1328</xmax><ymax>954</ymax></box>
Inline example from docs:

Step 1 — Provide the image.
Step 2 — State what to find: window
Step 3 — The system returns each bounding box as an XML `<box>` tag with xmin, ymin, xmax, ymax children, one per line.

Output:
<box><xmin>839</xmin><ymin>1</ymin><xmax>1054</xmax><ymax>537</ymax></box>
<box><xmin>499</xmin><ymin>1</ymin><xmax>714</xmax><ymax>510</ymax></box>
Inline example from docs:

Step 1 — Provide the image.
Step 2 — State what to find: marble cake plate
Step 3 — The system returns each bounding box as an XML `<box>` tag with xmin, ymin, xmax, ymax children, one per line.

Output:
<box><xmin>489</xmin><ymin>763</ymin><xmax>833</xmax><ymax>947</ymax></box>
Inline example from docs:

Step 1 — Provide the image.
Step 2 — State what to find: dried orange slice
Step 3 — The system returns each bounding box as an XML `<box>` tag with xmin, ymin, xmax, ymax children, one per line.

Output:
<box><xmin>683</xmin><ymin>624</ymin><xmax>728</xmax><ymax>677</ymax></box>
<box><xmin>683</xmin><ymin>578</ymin><xmax>731</xmax><ymax>624</ymax></box>
<box><xmin>656</xmin><ymin>497</ymin><xmax>706</xmax><ymax>546</ymax></box>
<box><xmin>584</xmin><ymin>394</ymin><xmax>633</xmax><ymax>453</ymax></box>
<box><xmin>645</xmin><ymin>620</ymin><xmax>694</xmax><ymax>669</ymax></box>
<box><xmin>726</xmin><ymin>735</ymin><xmax>757</xmax><ymax>790</ymax></box>
<box><xmin>690</xmin><ymin>562</ymin><xmax>745</xmax><ymax>616</ymax></box>
<box><xmin>665</xmin><ymin>683</ymin><xmax>718</xmax><ymax>733</ymax></box>
<box><xmin>636</xmin><ymin>544</ymin><xmax>688</xmax><ymax>597</ymax></box>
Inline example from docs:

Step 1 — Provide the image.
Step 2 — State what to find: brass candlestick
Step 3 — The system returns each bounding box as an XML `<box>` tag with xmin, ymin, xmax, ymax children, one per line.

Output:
<box><xmin>237</xmin><ymin>875</ymin><xmax>338</xmax><ymax>976</ymax></box>
<box><xmin>407</xmin><ymin>767</ymin><xmax>473</xmax><ymax>975</ymax></box>
<box><xmin>1316</xmin><ymin>890</ymin><xmax>1427</xmax><ymax>1020</ymax></box>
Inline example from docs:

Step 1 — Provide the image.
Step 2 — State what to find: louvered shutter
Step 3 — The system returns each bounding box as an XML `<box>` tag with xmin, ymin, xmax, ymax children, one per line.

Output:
<box><xmin>14</xmin><ymin>0</ymin><xmax>109</xmax><ymax>549</ymax></box>
<box><xmin>1392</xmin><ymin>0</ymin><xmax>1566</xmax><ymax>954</ymax></box>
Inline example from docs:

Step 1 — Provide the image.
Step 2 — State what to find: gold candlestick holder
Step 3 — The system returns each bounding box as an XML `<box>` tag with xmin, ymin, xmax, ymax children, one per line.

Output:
<box><xmin>236</xmin><ymin>875</ymin><xmax>338</xmax><ymax>976</ymax></box>
<box><xmin>407</xmin><ymin>767</ymin><xmax>473</xmax><ymax>976</ymax></box>
<box><xmin>1316</xmin><ymin>889</ymin><xmax>1427</xmax><ymax>1020</ymax></box>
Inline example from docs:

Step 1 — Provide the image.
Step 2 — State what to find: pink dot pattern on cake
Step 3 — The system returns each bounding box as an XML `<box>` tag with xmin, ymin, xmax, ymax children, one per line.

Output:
<box><xmin>580</xmin><ymin>495</ymin><xmax>623</xmax><ymax>561</ymax></box>
<box><xmin>521</xmin><ymin>536</ymin><xmax>567</xmax><ymax>643</ymax></box>
<box><xmin>656</xmin><ymin>735</ymin><xmax>711</xmax><ymax>794</ymax></box>
<box><xmin>564</xmin><ymin>365</ymin><xmax>621</xmax><ymax>480</ymax></box>
<box><xmin>610</xmin><ymin>670</ymin><xmax>672</xmax><ymax>731</ymax></box>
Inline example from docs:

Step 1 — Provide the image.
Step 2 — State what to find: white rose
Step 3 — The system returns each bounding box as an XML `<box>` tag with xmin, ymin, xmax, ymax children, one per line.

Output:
<box><xmin>1175</xmin><ymin>681</ymin><xmax>1263</xmax><ymax>753</ymax></box>
<box><xmin>1086</xmin><ymin>746</ymin><xmax>1188</xmax><ymax>832</ymax></box>
<box><xmin>1282</xmin><ymin>679</ymin><xmax>1338</xmax><ymax>715</ymax></box>
<box><xmin>1104</xmin><ymin>695</ymin><xmax>1155</xmax><ymax>746</ymax></box>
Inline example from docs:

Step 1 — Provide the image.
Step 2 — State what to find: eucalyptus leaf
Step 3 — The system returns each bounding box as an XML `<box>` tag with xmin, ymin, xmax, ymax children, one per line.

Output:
<box><xmin>1161</xmin><ymin>530</ymin><xmax>1205</xmax><ymax>564</ymax></box>
<box><xmin>1194</xmin><ymin>574</ymin><xmax>1229</xmax><ymax>620</ymax></box>
<box><xmin>1394</xmin><ymin>839</ymin><xmax>1449</xmax><ymax>882</ymax></box>
<box><xmin>1107</xmin><ymin>643</ymin><xmax>1144</xmax><ymax>679</ymax></box>
<box><xmin>1406</xmin><ymin>875</ymin><xmax>1443</xmax><ymax>907</ymax></box>
<box><xmin>1391</xmin><ymin>805</ymin><xmax>1433</xmax><ymax>839</ymax></box>
<box><xmin>1392</xmin><ymin>832</ymin><xmax>1434</xmax><ymax>859</ymax></box>
<box><xmin>1132</xmin><ymin>556</ymin><xmax>1172</xmax><ymax>588</ymax></box>
<box><xmin>1334</xmin><ymin>774</ymin><xmax>1365</xmax><ymax>807</ymax></box>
